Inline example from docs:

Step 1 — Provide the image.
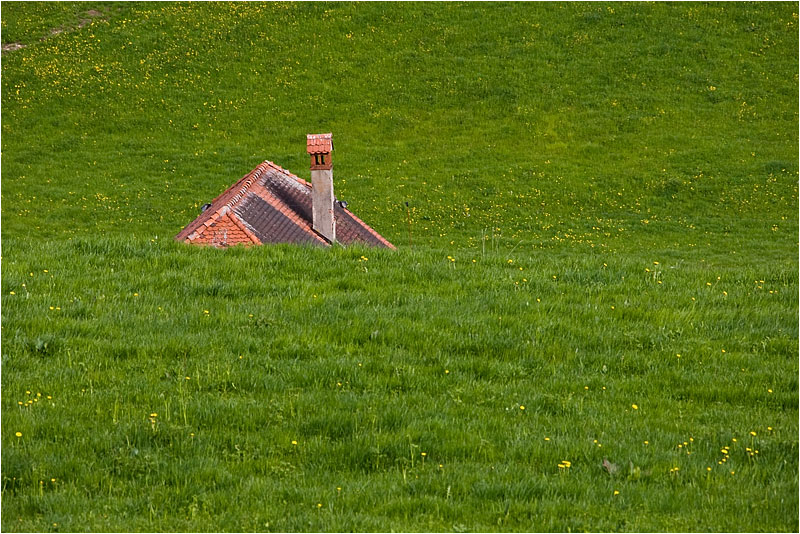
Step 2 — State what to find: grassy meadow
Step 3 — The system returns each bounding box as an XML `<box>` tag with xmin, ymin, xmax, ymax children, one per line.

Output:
<box><xmin>1</xmin><ymin>2</ymin><xmax>798</xmax><ymax>531</ymax></box>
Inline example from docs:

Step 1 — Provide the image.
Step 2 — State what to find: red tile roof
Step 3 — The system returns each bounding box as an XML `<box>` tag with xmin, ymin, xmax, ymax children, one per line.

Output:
<box><xmin>307</xmin><ymin>133</ymin><xmax>333</xmax><ymax>154</ymax></box>
<box><xmin>175</xmin><ymin>160</ymin><xmax>394</xmax><ymax>249</ymax></box>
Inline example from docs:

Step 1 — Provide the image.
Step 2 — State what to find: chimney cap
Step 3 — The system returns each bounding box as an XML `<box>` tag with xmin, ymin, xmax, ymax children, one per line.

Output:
<box><xmin>307</xmin><ymin>133</ymin><xmax>333</xmax><ymax>154</ymax></box>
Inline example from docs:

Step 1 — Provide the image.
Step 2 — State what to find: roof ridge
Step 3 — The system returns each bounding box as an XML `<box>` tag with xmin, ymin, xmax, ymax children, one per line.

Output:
<box><xmin>177</xmin><ymin>161</ymin><xmax>270</xmax><ymax>242</ymax></box>
<box><xmin>227</xmin><ymin>208</ymin><xmax>261</xmax><ymax>244</ymax></box>
<box><xmin>222</xmin><ymin>161</ymin><xmax>269</xmax><ymax>211</ymax></box>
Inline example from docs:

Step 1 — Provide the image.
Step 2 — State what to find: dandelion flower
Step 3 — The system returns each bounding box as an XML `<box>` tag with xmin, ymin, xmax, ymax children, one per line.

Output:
<box><xmin>632</xmin><ymin>404</ymin><xmax>639</xmax><ymax>410</ymax></box>
<box><xmin>519</xmin><ymin>405</ymin><xmax>525</xmax><ymax>410</ymax></box>
<box><xmin>291</xmin><ymin>440</ymin><xmax>298</xmax><ymax>445</ymax></box>
<box><xmin>613</xmin><ymin>490</ymin><xmax>620</xmax><ymax>496</ymax></box>
<box><xmin>15</xmin><ymin>432</ymin><xmax>22</xmax><ymax>437</ymax></box>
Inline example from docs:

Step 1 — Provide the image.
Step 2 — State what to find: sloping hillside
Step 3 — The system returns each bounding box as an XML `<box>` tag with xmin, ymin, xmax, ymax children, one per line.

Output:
<box><xmin>1</xmin><ymin>3</ymin><xmax>797</xmax><ymax>531</ymax></box>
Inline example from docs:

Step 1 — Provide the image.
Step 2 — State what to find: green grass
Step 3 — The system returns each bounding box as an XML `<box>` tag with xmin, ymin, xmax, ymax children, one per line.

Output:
<box><xmin>2</xmin><ymin>2</ymin><xmax>798</xmax><ymax>532</ymax></box>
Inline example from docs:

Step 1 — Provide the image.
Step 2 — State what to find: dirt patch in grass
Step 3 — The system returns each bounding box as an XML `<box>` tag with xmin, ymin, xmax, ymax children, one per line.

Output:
<box><xmin>1</xmin><ymin>42</ymin><xmax>26</xmax><ymax>53</ymax></box>
<box><xmin>4</xmin><ymin>8</ymin><xmax>109</xmax><ymax>51</ymax></box>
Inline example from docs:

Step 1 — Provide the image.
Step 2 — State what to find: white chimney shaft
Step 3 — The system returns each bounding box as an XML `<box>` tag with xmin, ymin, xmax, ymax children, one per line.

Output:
<box><xmin>311</xmin><ymin>167</ymin><xmax>335</xmax><ymax>242</ymax></box>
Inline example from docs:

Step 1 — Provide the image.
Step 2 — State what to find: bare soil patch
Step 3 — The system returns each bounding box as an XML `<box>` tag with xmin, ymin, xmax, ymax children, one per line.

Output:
<box><xmin>4</xmin><ymin>9</ymin><xmax>109</xmax><ymax>52</ymax></box>
<box><xmin>2</xmin><ymin>42</ymin><xmax>26</xmax><ymax>53</ymax></box>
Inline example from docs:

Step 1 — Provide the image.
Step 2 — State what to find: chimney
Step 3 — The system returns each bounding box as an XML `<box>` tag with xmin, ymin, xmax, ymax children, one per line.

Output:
<box><xmin>307</xmin><ymin>133</ymin><xmax>335</xmax><ymax>243</ymax></box>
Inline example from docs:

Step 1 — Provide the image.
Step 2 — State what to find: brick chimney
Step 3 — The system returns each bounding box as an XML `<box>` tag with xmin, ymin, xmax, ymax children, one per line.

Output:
<box><xmin>307</xmin><ymin>133</ymin><xmax>335</xmax><ymax>243</ymax></box>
